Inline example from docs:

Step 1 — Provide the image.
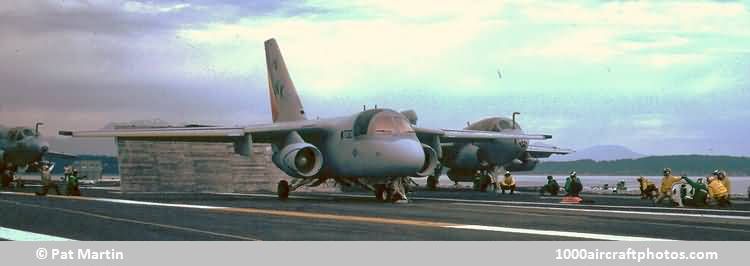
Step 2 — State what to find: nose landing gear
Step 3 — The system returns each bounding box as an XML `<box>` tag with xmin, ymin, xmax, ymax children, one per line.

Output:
<box><xmin>375</xmin><ymin>177</ymin><xmax>412</xmax><ymax>202</ymax></box>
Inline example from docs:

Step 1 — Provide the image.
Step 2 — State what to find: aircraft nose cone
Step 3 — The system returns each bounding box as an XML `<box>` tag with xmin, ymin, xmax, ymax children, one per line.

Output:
<box><xmin>388</xmin><ymin>139</ymin><xmax>425</xmax><ymax>174</ymax></box>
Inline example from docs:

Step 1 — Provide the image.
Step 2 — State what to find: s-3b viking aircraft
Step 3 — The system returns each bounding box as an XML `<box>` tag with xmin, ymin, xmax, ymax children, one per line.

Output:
<box><xmin>60</xmin><ymin>38</ymin><xmax>556</xmax><ymax>202</ymax></box>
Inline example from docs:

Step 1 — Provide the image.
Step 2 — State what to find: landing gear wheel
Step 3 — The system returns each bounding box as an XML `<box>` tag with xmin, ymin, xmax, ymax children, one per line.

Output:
<box><xmin>426</xmin><ymin>176</ymin><xmax>438</xmax><ymax>191</ymax></box>
<box><xmin>277</xmin><ymin>180</ymin><xmax>290</xmax><ymax>200</ymax></box>
<box><xmin>390</xmin><ymin>192</ymin><xmax>403</xmax><ymax>203</ymax></box>
<box><xmin>374</xmin><ymin>184</ymin><xmax>387</xmax><ymax>202</ymax></box>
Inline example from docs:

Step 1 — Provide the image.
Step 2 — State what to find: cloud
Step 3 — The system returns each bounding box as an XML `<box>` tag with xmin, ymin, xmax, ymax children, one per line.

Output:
<box><xmin>2</xmin><ymin>0</ymin><xmax>750</xmax><ymax>157</ymax></box>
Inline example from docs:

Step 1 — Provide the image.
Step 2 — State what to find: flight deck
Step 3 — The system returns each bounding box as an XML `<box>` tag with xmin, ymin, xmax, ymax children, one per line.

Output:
<box><xmin>2</xmin><ymin>185</ymin><xmax>748</xmax><ymax>241</ymax></box>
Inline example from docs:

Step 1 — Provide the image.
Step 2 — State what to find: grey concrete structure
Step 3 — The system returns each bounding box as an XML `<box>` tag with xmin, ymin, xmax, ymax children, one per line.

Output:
<box><xmin>116</xmin><ymin>139</ymin><xmax>338</xmax><ymax>193</ymax></box>
<box><xmin>74</xmin><ymin>160</ymin><xmax>103</xmax><ymax>180</ymax></box>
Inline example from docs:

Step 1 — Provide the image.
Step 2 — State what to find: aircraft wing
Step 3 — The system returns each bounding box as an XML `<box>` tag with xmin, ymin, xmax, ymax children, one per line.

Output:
<box><xmin>416</xmin><ymin>127</ymin><xmax>551</xmax><ymax>142</ymax></box>
<box><xmin>59</xmin><ymin>120</ymin><xmax>326</xmax><ymax>143</ymax></box>
<box><xmin>526</xmin><ymin>144</ymin><xmax>574</xmax><ymax>158</ymax></box>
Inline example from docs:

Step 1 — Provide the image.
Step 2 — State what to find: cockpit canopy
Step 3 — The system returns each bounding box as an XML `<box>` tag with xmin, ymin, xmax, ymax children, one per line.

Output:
<box><xmin>7</xmin><ymin>127</ymin><xmax>35</xmax><ymax>141</ymax></box>
<box><xmin>353</xmin><ymin>109</ymin><xmax>415</xmax><ymax>137</ymax></box>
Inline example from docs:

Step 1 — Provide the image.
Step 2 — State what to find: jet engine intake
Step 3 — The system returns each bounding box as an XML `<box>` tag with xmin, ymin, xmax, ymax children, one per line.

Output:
<box><xmin>416</xmin><ymin>144</ymin><xmax>438</xmax><ymax>177</ymax></box>
<box><xmin>274</xmin><ymin>142</ymin><xmax>324</xmax><ymax>178</ymax></box>
<box><xmin>449</xmin><ymin>144</ymin><xmax>487</xmax><ymax>170</ymax></box>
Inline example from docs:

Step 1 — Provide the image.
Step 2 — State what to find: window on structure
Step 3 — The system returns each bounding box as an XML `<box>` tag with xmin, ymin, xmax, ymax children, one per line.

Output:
<box><xmin>22</xmin><ymin>128</ymin><xmax>34</xmax><ymax>137</ymax></box>
<box><xmin>393</xmin><ymin>117</ymin><xmax>415</xmax><ymax>134</ymax></box>
<box><xmin>370</xmin><ymin>114</ymin><xmax>395</xmax><ymax>135</ymax></box>
<box><xmin>341</xmin><ymin>130</ymin><xmax>353</xmax><ymax>139</ymax></box>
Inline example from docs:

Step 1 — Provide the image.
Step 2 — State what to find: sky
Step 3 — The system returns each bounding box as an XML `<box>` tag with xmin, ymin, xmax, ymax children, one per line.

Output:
<box><xmin>1</xmin><ymin>0</ymin><xmax>749</xmax><ymax>156</ymax></box>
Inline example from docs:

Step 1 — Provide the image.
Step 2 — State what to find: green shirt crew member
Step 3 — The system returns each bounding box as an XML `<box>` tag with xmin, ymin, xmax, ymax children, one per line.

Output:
<box><xmin>66</xmin><ymin>169</ymin><xmax>81</xmax><ymax>196</ymax></box>
<box><xmin>681</xmin><ymin>176</ymin><xmax>708</xmax><ymax>207</ymax></box>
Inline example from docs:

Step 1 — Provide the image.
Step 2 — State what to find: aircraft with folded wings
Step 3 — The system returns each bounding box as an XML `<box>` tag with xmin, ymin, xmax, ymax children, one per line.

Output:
<box><xmin>406</xmin><ymin>111</ymin><xmax>572</xmax><ymax>191</ymax></box>
<box><xmin>60</xmin><ymin>38</ymin><xmax>566</xmax><ymax>201</ymax></box>
<box><xmin>1</xmin><ymin>123</ymin><xmax>76</xmax><ymax>188</ymax></box>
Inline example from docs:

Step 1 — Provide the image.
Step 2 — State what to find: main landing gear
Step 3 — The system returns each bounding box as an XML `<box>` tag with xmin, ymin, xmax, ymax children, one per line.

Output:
<box><xmin>276</xmin><ymin>177</ymin><xmax>331</xmax><ymax>200</ymax></box>
<box><xmin>277</xmin><ymin>177</ymin><xmax>413</xmax><ymax>203</ymax></box>
<box><xmin>473</xmin><ymin>170</ymin><xmax>497</xmax><ymax>192</ymax></box>
<box><xmin>277</xmin><ymin>180</ymin><xmax>290</xmax><ymax>200</ymax></box>
<box><xmin>426</xmin><ymin>164</ymin><xmax>443</xmax><ymax>191</ymax></box>
<box><xmin>374</xmin><ymin>177</ymin><xmax>411</xmax><ymax>203</ymax></box>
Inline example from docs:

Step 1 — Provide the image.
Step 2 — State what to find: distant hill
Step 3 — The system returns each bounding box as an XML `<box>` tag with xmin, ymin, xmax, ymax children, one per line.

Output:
<box><xmin>546</xmin><ymin>145</ymin><xmax>644</xmax><ymax>162</ymax></box>
<box><xmin>531</xmin><ymin>155</ymin><xmax>750</xmax><ymax>176</ymax></box>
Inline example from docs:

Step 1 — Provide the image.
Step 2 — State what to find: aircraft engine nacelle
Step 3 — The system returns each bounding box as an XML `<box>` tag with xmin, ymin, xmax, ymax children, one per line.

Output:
<box><xmin>273</xmin><ymin>142</ymin><xmax>324</xmax><ymax>178</ymax></box>
<box><xmin>448</xmin><ymin>144</ymin><xmax>488</xmax><ymax>170</ymax></box>
<box><xmin>505</xmin><ymin>158</ymin><xmax>539</xmax><ymax>172</ymax></box>
<box><xmin>415</xmin><ymin>144</ymin><xmax>438</xmax><ymax>177</ymax></box>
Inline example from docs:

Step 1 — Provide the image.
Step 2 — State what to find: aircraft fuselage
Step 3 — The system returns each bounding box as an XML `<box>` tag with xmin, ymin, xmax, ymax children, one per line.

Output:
<box><xmin>272</xmin><ymin>109</ymin><xmax>428</xmax><ymax>182</ymax></box>
<box><xmin>0</xmin><ymin>126</ymin><xmax>49</xmax><ymax>170</ymax></box>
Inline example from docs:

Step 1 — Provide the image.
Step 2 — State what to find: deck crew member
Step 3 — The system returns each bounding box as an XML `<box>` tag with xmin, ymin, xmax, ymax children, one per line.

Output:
<box><xmin>499</xmin><ymin>171</ymin><xmax>516</xmax><ymax>194</ymax></box>
<box><xmin>1</xmin><ymin>163</ymin><xmax>12</xmax><ymax>188</ymax></box>
<box><xmin>35</xmin><ymin>162</ymin><xmax>60</xmax><ymax>196</ymax></box>
<box><xmin>680</xmin><ymin>176</ymin><xmax>708</xmax><ymax>207</ymax></box>
<box><xmin>716</xmin><ymin>170</ymin><xmax>731</xmax><ymax>199</ymax></box>
<box><xmin>707</xmin><ymin>175</ymin><xmax>730</xmax><ymax>207</ymax></box>
<box><xmin>66</xmin><ymin>169</ymin><xmax>81</xmax><ymax>196</ymax></box>
<box><xmin>565</xmin><ymin>171</ymin><xmax>583</xmax><ymax>197</ymax></box>
<box><xmin>63</xmin><ymin>164</ymin><xmax>73</xmax><ymax>183</ymax></box>
<box><xmin>636</xmin><ymin>176</ymin><xmax>657</xmax><ymax>200</ymax></box>
<box><xmin>540</xmin><ymin>175</ymin><xmax>560</xmax><ymax>196</ymax></box>
<box><xmin>655</xmin><ymin>168</ymin><xmax>681</xmax><ymax>204</ymax></box>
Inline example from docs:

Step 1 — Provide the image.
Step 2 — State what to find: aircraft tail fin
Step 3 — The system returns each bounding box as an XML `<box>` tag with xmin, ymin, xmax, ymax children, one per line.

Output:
<box><xmin>265</xmin><ymin>38</ymin><xmax>307</xmax><ymax>122</ymax></box>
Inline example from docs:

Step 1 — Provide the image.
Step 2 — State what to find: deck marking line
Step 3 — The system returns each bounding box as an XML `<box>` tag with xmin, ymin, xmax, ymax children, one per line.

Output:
<box><xmin>0</xmin><ymin>227</ymin><xmax>74</xmax><ymax>241</ymax></box>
